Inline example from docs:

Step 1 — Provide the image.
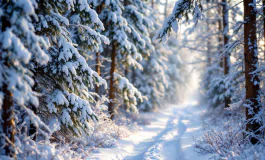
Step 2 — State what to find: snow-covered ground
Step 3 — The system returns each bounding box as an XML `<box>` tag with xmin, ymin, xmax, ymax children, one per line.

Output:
<box><xmin>89</xmin><ymin>102</ymin><xmax>210</xmax><ymax>160</ymax></box>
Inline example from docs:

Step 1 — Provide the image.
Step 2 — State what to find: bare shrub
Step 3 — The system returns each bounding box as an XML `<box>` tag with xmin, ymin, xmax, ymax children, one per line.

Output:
<box><xmin>194</xmin><ymin>120</ymin><xmax>245</xmax><ymax>158</ymax></box>
<box><xmin>194</xmin><ymin>102</ymin><xmax>265</xmax><ymax>160</ymax></box>
<box><xmin>87</xmin><ymin>115</ymin><xmax>132</xmax><ymax>148</ymax></box>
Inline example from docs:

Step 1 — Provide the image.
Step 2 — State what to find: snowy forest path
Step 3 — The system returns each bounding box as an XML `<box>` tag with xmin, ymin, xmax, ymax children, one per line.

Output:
<box><xmin>124</xmin><ymin>106</ymin><xmax>182</xmax><ymax>160</ymax></box>
<box><xmin>124</xmin><ymin>103</ymin><xmax>210</xmax><ymax>160</ymax></box>
<box><xmin>89</xmin><ymin>103</ymin><xmax>210</xmax><ymax>160</ymax></box>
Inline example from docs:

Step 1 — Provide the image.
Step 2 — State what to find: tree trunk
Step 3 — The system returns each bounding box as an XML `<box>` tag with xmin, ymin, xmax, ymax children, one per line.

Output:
<box><xmin>95</xmin><ymin>52</ymin><xmax>101</xmax><ymax>101</ymax></box>
<box><xmin>124</xmin><ymin>0</ymin><xmax>129</xmax><ymax>80</ymax></box>
<box><xmin>222</xmin><ymin>0</ymin><xmax>231</xmax><ymax>108</ymax></box>
<box><xmin>29</xmin><ymin>76</ymin><xmax>37</xmax><ymax>140</ymax></box>
<box><xmin>124</xmin><ymin>68</ymin><xmax>128</xmax><ymax>78</ymax></box>
<box><xmin>95</xmin><ymin>4</ymin><xmax>104</xmax><ymax>102</ymax></box>
<box><xmin>109</xmin><ymin>43</ymin><xmax>116</xmax><ymax>120</ymax></box>
<box><xmin>206</xmin><ymin>2</ymin><xmax>211</xmax><ymax>66</ymax></box>
<box><xmin>124</xmin><ymin>0</ymin><xmax>129</xmax><ymax>6</ymax></box>
<box><xmin>218</xmin><ymin>6</ymin><xmax>223</xmax><ymax>68</ymax></box>
<box><xmin>132</xmin><ymin>67</ymin><xmax>136</xmax><ymax>85</ymax></box>
<box><xmin>2</xmin><ymin>84</ymin><xmax>16</xmax><ymax>157</ymax></box>
<box><xmin>244</xmin><ymin>0</ymin><xmax>261</xmax><ymax>144</ymax></box>
<box><xmin>263</xmin><ymin>0</ymin><xmax>265</xmax><ymax>60</ymax></box>
<box><xmin>29</xmin><ymin>105</ymin><xmax>37</xmax><ymax>140</ymax></box>
<box><xmin>1</xmin><ymin>3</ymin><xmax>16</xmax><ymax>157</ymax></box>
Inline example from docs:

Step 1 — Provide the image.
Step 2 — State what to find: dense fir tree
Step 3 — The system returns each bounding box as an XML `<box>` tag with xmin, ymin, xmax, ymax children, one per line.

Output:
<box><xmin>90</xmin><ymin>0</ymin><xmax>148</xmax><ymax>118</ymax></box>
<box><xmin>123</xmin><ymin>0</ymin><xmax>168</xmax><ymax>111</ymax></box>
<box><xmin>34</xmin><ymin>0</ymin><xmax>108</xmax><ymax>136</ymax></box>
<box><xmin>0</xmin><ymin>0</ymin><xmax>49</xmax><ymax>157</ymax></box>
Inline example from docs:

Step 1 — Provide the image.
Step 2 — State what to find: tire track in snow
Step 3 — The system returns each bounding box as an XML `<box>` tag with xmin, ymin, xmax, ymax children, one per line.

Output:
<box><xmin>143</xmin><ymin>116</ymin><xmax>187</xmax><ymax>160</ymax></box>
<box><xmin>124</xmin><ymin>106</ymin><xmax>185</xmax><ymax>160</ymax></box>
<box><xmin>172</xmin><ymin>117</ymin><xmax>187</xmax><ymax>160</ymax></box>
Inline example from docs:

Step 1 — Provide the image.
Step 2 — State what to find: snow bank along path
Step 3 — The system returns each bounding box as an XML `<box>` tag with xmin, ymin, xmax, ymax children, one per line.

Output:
<box><xmin>89</xmin><ymin>103</ymin><xmax>210</xmax><ymax>160</ymax></box>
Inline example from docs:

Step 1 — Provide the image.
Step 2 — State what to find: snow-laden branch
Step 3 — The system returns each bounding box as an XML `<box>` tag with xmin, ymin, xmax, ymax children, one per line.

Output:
<box><xmin>153</xmin><ymin>0</ymin><xmax>203</xmax><ymax>43</ymax></box>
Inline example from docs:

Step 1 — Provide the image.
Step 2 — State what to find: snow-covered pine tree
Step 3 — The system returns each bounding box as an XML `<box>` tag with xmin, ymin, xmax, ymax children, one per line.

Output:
<box><xmin>33</xmin><ymin>0</ymin><xmax>108</xmax><ymax>137</ymax></box>
<box><xmin>135</xmin><ymin>52</ymin><xmax>169</xmax><ymax>111</ymax></box>
<box><xmin>122</xmin><ymin>0</ymin><xmax>155</xmax><ymax>59</ymax></box>
<box><xmin>121</xmin><ymin>0</ymin><xmax>167</xmax><ymax>111</ymax></box>
<box><xmin>131</xmin><ymin>0</ymin><xmax>182</xmax><ymax>111</ymax></box>
<box><xmin>67</xmin><ymin>0</ymin><xmax>109</xmax><ymax>106</ymax></box>
<box><xmin>90</xmin><ymin>0</ymin><xmax>146</xmax><ymax>118</ymax></box>
<box><xmin>121</xmin><ymin>0</ymin><xmax>184</xmax><ymax>112</ymax></box>
<box><xmin>0</xmin><ymin>0</ymin><xmax>49</xmax><ymax>157</ymax></box>
<box><xmin>114</xmin><ymin>73</ymin><xmax>143</xmax><ymax>113</ymax></box>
